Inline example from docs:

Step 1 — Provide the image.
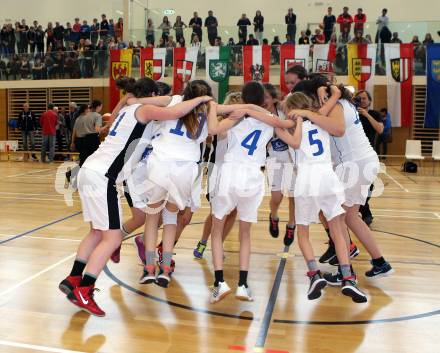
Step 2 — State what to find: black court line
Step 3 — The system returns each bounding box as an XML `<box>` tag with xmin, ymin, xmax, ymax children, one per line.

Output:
<box><xmin>0</xmin><ymin>211</ymin><xmax>82</xmax><ymax>245</ymax></box>
<box><xmin>105</xmin><ymin>222</ymin><xmax>440</xmax><ymax>327</ymax></box>
<box><xmin>103</xmin><ymin>265</ymin><xmax>256</xmax><ymax>321</ymax></box>
<box><xmin>373</xmin><ymin>229</ymin><xmax>440</xmax><ymax>248</ymax></box>
<box><xmin>255</xmin><ymin>245</ymin><xmax>289</xmax><ymax>349</ymax></box>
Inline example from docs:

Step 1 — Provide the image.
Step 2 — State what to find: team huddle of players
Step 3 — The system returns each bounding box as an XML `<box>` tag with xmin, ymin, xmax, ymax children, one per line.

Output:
<box><xmin>57</xmin><ymin>65</ymin><xmax>394</xmax><ymax>317</ymax></box>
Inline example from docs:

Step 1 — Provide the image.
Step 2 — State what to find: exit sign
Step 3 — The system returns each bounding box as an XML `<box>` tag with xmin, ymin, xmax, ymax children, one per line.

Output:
<box><xmin>163</xmin><ymin>9</ymin><xmax>175</xmax><ymax>16</ymax></box>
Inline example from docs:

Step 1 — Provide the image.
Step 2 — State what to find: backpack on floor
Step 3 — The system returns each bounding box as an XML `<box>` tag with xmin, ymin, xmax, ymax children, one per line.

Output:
<box><xmin>402</xmin><ymin>161</ymin><xmax>417</xmax><ymax>173</ymax></box>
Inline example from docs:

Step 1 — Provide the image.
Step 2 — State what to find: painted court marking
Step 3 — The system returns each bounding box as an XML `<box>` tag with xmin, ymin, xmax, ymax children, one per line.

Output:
<box><xmin>0</xmin><ymin>340</ymin><xmax>86</xmax><ymax>353</ymax></box>
<box><xmin>382</xmin><ymin>169</ymin><xmax>410</xmax><ymax>192</ymax></box>
<box><xmin>0</xmin><ymin>253</ymin><xmax>75</xmax><ymax>297</ymax></box>
<box><xmin>6</xmin><ymin>168</ymin><xmax>55</xmax><ymax>178</ymax></box>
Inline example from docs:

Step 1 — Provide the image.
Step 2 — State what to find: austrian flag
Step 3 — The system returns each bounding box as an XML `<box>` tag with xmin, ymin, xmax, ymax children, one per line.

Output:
<box><xmin>347</xmin><ymin>44</ymin><xmax>377</xmax><ymax>96</ymax></box>
<box><xmin>280</xmin><ymin>44</ymin><xmax>310</xmax><ymax>95</ymax></box>
<box><xmin>173</xmin><ymin>47</ymin><xmax>199</xmax><ymax>94</ymax></box>
<box><xmin>243</xmin><ymin>45</ymin><xmax>270</xmax><ymax>83</ymax></box>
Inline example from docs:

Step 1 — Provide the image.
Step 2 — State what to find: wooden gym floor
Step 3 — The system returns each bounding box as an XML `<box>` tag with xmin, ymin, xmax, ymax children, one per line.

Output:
<box><xmin>0</xmin><ymin>161</ymin><xmax>439</xmax><ymax>353</ymax></box>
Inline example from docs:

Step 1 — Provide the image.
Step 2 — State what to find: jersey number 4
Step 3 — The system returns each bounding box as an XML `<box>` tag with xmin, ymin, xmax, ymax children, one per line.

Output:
<box><xmin>308</xmin><ymin>129</ymin><xmax>324</xmax><ymax>156</ymax></box>
<box><xmin>241</xmin><ymin>130</ymin><xmax>262</xmax><ymax>156</ymax></box>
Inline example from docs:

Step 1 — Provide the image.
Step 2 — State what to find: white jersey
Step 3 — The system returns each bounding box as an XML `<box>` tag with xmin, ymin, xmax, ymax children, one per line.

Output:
<box><xmin>330</xmin><ymin>99</ymin><xmax>377</xmax><ymax>164</ymax></box>
<box><xmin>223</xmin><ymin>117</ymin><xmax>274</xmax><ymax>166</ymax></box>
<box><xmin>296</xmin><ymin>120</ymin><xmax>332</xmax><ymax>167</ymax></box>
<box><xmin>267</xmin><ymin>108</ymin><xmax>291</xmax><ymax>163</ymax></box>
<box><xmin>83</xmin><ymin>103</ymin><xmax>154</xmax><ymax>183</ymax></box>
<box><xmin>151</xmin><ymin>95</ymin><xmax>208</xmax><ymax>162</ymax></box>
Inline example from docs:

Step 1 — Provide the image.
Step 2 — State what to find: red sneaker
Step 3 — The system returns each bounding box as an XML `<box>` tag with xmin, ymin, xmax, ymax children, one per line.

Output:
<box><xmin>59</xmin><ymin>275</ymin><xmax>81</xmax><ymax>295</ymax></box>
<box><xmin>110</xmin><ymin>245</ymin><xmax>121</xmax><ymax>263</ymax></box>
<box><xmin>67</xmin><ymin>285</ymin><xmax>105</xmax><ymax>317</ymax></box>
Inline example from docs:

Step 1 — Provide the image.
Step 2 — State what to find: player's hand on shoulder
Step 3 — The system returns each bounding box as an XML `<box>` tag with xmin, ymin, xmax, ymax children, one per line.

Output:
<box><xmin>228</xmin><ymin>109</ymin><xmax>247</xmax><ymax>120</ymax></box>
<box><xmin>199</xmin><ymin>95</ymin><xmax>214</xmax><ymax>103</ymax></box>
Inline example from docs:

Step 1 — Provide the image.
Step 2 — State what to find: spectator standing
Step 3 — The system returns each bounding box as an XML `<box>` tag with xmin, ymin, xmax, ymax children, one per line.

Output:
<box><xmin>284</xmin><ymin>34</ymin><xmax>295</xmax><ymax>45</ymax></box>
<box><xmin>323</xmin><ymin>7</ymin><xmax>336</xmax><ymax>43</ymax></box>
<box><xmin>72</xmin><ymin>18</ymin><xmax>81</xmax><ymax>44</ymax></box>
<box><xmin>189</xmin><ymin>12</ymin><xmax>203</xmax><ymax>42</ymax></box>
<box><xmin>64</xmin><ymin>22</ymin><xmax>73</xmax><ymax>45</ymax></box>
<box><xmin>337</xmin><ymin>27</ymin><xmax>352</xmax><ymax>47</ymax></box>
<box><xmin>391</xmin><ymin>32</ymin><xmax>402</xmax><ymax>43</ymax></box>
<box><xmin>159</xmin><ymin>16</ymin><xmax>171</xmax><ymax>42</ymax></box>
<box><xmin>354</xmin><ymin>8</ymin><xmax>367</xmax><ymax>35</ymax></box>
<box><xmin>237</xmin><ymin>13</ymin><xmax>251</xmax><ymax>42</ymax></box>
<box><xmin>146</xmin><ymin>19</ymin><xmax>155</xmax><ymax>46</ymax></box>
<box><xmin>1</xmin><ymin>25</ymin><xmax>9</xmax><ymax>56</ymax></box>
<box><xmin>96</xmin><ymin>39</ymin><xmax>108</xmax><ymax>76</ymax></box>
<box><xmin>253</xmin><ymin>10</ymin><xmax>264</xmax><ymax>44</ymax></box>
<box><xmin>166</xmin><ymin>35</ymin><xmax>176</xmax><ymax>66</ymax></box>
<box><xmin>65</xmin><ymin>102</ymin><xmax>78</xmax><ymax>147</ymax></box>
<box><xmin>285</xmin><ymin>8</ymin><xmax>297</xmax><ymax>43</ymax></box>
<box><xmin>173</xmin><ymin>16</ymin><xmax>186</xmax><ymax>44</ymax></box>
<box><xmin>375</xmin><ymin>8</ymin><xmax>389</xmax><ymax>43</ymax></box>
<box><xmin>337</xmin><ymin>7</ymin><xmax>353</xmax><ymax>34</ymax></box>
<box><xmin>205</xmin><ymin>10</ymin><xmax>218</xmax><ymax>46</ymax></box>
<box><xmin>7</xmin><ymin>24</ymin><xmax>15</xmax><ymax>54</ymax></box>
<box><xmin>375</xmin><ymin>108</ymin><xmax>391</xmax><ymax>158</ymax></box>
<box><xmin>17</xmin><ymin>103</ymin><xmax>38</xmax><ymax>160</ymax></box>
<box><xmin>80</xmin><ymin>20</ymin><xmax>91</xmax><ymax>41</ymax></box>
<box><xmin>39</xmin><ymin>103</ymin><xmax>58</xmax><ymax>163</ymax></box>
<box><xmin>53</xmin><ymin>22</ymin><xmax>64</xmax><ymax>48</ymax></box>
<box><xmin>108</xmin><ymin>19</ymin><xmax>115</xmax><ymax>41</ymax></box>
<box><xmin>423</xmin><ymin>33</ymin><xmax>434</xmax><ymax>45</ymax></box>
<box><xmin>350</xmin><ymin>30</ymin><xmax>369</xmax><ymax>44</ymax></box>
<box><xmin>354</xmin><ymin>90</ymin><xmax>384</xmax><ymax>225</ymax></box>
<box><xmin>90</xmin><ymin>19</ymin><xmax>100</xmax><ymax>46</ymax></box>
<box><xmin>115</xmin><ymin>18</ymin><xmax>123</xmax><ymax>41</ymax></box>
<box><xmin>45</xmin><ymin>22</ymin><xmax>56</xmax><ymax>51</ymax></box>
<box><xmin>14</xmin><ymin>22</ymin><xmax>22</xmax><ymax>53</ymax></box>
<box><xmin>27</xmin><ymin>26</ymin><xmax>36</xmax><ymax>54</ymax></box>
<box><xmin>100</xmin><ymin>14</ymin><xmax>109</xmax><ymax>40</ymax></box>
<box><xmin>19</xmin><ymin>19</ymin><xmax>29</xmax><ymax>53</ymax></box>
<box><xmin>271</xmin><ymin>36</ymin><xmax>281</xmax><ymax>64</ymax></box>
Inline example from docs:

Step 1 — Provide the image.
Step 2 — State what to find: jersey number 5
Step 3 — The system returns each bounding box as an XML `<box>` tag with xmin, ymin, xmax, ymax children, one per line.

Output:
<box><xmin>241</xmin><ymin>130</ymin><xmax>262</xmax><ymax>156</ymax></box>
<box><xmin>308</xmin><ymin>129</ymin><xmax>324</xmax><ymax>156</ymax></box>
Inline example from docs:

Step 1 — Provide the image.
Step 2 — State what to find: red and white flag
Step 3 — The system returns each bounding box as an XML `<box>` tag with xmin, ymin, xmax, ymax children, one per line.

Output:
<box><xmin>385</xmin><ymin>44</ymin><xmax>414</xmax><ymax>127</ymax></box>
<box><xmin>313</xmin><ymin>44</ymin><xmax>336</xmax><ymax>73</ymax></box>
<box><xmin>243</xmin><ymin>45</ymin><xmax>270</xmax><ymax>83</ymax></box>
<box><xmin>173</xmin><ymin>46</ymin><xmax>199</xmax><ymax>94</ymax></box>
<box><xmin>280</xmin><ymin>44</ymin><xmax>310</xmax><ymax>95</ymax></box>
<box><xmin>140</xmin><ymin>48</ymin><xmax>166</xmax><ymax>81</ymax></box>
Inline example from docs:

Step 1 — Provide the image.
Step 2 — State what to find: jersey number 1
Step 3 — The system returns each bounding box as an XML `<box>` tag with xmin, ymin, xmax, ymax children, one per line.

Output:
<box><xmin>241</xmin><ymin>130</ymin><xmax>262</xmax><ymax>156</ymax></box>
<box><xmin>109</xmin><ymin>112</ymin><xmax>126</xmax><ymax>136</ymax></box>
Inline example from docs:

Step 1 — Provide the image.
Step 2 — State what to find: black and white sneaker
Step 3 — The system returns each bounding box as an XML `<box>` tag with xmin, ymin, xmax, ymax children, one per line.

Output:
<box><xmin>324</xmin><ymin>270</ymin><xmax>358</xmax><ymax>286</ymax></box>
<box><xmin>307</xmin><ymin>271</ymin><xmax>327</xmax><ymax>300</ymax></box>
<box><xmin>283</xmin><ymin>225</ymin><xmax>295</xmax><ymax>246</ymax></box>
<box><xmin>365</xmin><ymin>261</ymin><xmax>394</xmax><ymax>278</ymax></box>
<box><xmin>319</xmin><ymin>241</ymin><xmax>336</xmax><ymax>264</ymax></box>
<box><xmin>269</xmin><ymin>214</ymin><xmax>279</xmax><ymax>238</ymax></box>
<box><xmin>341</xmin><ymin>278</ymin><xmax>367</xmax><ymax>303</ymax></box>
<box><xmin>328</xmin><ymin>242</ymin><xmax>360</xmax><ymax>266</ymax></box>
<box><xmin>139</xmin><ymin>265</ymin><xmax>156</xmax><ymax>284</ymax></box>
<box><xmin>155</xmin><ymin>266</ymin><xmax>172</xmax><ymax>288</ymax></box>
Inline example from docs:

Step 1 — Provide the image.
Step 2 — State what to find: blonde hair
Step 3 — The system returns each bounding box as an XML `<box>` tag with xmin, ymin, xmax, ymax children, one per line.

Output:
<box><xmin>284</xmin><ymin>92</ymin><xmax>315</xmax><ymax>111</ymax></box>
<box><xmin>223</xmin><ymin>91</ymin><xmax>242</xmax><ymax>105</ymax></box>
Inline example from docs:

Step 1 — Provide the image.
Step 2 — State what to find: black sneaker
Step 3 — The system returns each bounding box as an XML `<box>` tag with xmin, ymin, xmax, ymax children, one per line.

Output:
<box><xmin>283</xmin><ymin>225</ymin><xmax>295</xmax><ymax>246</ymax></box>
<box><xmin>328</xmin><ymin>242</ymin><xmax>360</xmax><ymax>266</ymax></box>
<box><xmin>269</xmin><ymin>214</ymin><xmax>279</xmax><ymax>238</ymax></box>
<box><xmin>307</xmin><ymin>271</ymin><xmax>327</xmax><ymax>300</ymax></box>
<box><xmin>324</xmin><ymin>269</ymin><xmax>358</xmax><ymax>286</ymax></box>
<box><xmin>363</xmin><ymin>215</ymin><xmax>373</xmax><ymax>226</ymax></box>
<box><xmin>155</xmin><ymin>265</ymin><xmax>172</xmax><ymax>288</ymax></box>
<box><xmin>365</xmin><ymin>261</ymin><xmax>394</xmax><ymax>278</ymax></box>
<box><xmin>319</xmin><ymin>241</ymin><xmax>336</xmax><ymax>264</ymax></box>
<box><xmin>341</xmin><ymin>278</ymin><xmax>367</xmax><ymax>303</ymax></box>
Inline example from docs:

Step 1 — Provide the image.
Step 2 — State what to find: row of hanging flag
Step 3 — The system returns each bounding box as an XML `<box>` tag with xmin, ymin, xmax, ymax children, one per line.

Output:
<box><xmin>109</xmin><ymin>44</ymin><xmax>440</xmax><ymax>128</ymax></box>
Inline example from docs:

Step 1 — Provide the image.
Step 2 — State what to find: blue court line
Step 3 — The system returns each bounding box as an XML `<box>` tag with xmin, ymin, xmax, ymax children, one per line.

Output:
<box><xmin>0</xmin><ymin>211</ymin><xmax>82</xmax><ymax>245</ymax></box>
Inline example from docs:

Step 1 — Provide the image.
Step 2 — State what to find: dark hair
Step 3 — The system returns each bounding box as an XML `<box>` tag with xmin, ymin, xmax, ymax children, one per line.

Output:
<box><xmin>116</xmin><ymin>77</ymin><xmax>158</xmax><ymax>98</ymax></box>
<box><xmin>48</xmin><ymin>103</ymin><xmax>54</xmax><ymax>110</ymax></box>
<box><xmin>355</xmin><ymin>89</ymin><xmax>372</xmax><ymax>101</ymax></box>
<box><xmin>182</xmin><ymin>80</ymin><xmax>212</xmax><ymax>138</ymax></box>
<box><xmin>285</xmin><ymin>64</ymin><xmax>308</xmax><ymax>80</ymax></box>
<box><xmin>263</xmin><ymin>83</ymin><xmax>278</xmax><ymax>99</ymax></box>
<box><xmin>90</xmin><ymin>99</ymin><xmax>102</xmax><ymax>110</ymax></box>
<box><xmin>380</xmin><ymin>108</ymin><xmax>388</xmax><ymax>113</ymax></box>
<box><xmin>242</xmin><ymin>81</ymin><xmax>265</xmax><ymax>106</ymax></box>
<box><xmin>308</xmin><ymin>73</ymin><xmax>330</xmax><ymax>88</ymax></box>
<box><xmin>156</xmin><ymin>82</ymin><xmax>171</xmax><ymax>96</ymax></box>
<box><xmin>292</xmin><ymin>80</ymin><xmax>319</xmax><ymax>100</ymax></box>
<box><xmin>78</xmin><ymin>104</ymin><xmax>88</xmax><ymax>115</ymax></box>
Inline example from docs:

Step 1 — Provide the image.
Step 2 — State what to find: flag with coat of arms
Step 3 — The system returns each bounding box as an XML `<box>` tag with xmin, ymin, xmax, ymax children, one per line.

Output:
<box><xmin>173</xmin><ymin>47</ymin><xmax>199</xmax><ymax>94</ymax></box>
<box><xmin>206</xmin><ymin>46</ymin><xmax>231</xmax><ymax>103</ymax></box>
<box><xmin>347</xmin><ymin>44</ymin><xmax>376</xmax><ymax>101</ymax></box>
<box><xmin>140</xmin><ymin>48</ymin><xmax>166</xmax><ymax>81</ymax></box>
<box><xmin>279</xmin><ymin>44</ymin><xmax>310</xmax><ymax>96</ymax></box>
<box><xmin>109</xmin><ymin>49</ymin><xmax>133</xmax><ymax>110</ymax></box>
<box><xmin>425</xmin><ymin>44</ymin><xmax>440</xmax><ymax>128</ymax></box>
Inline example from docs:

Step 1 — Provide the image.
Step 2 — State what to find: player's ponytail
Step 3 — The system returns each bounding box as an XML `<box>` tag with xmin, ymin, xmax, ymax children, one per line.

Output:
<box><xmin>182</xmin><ymin>80</ymin><xmax>213</xmax><ymax>139</ymax></box>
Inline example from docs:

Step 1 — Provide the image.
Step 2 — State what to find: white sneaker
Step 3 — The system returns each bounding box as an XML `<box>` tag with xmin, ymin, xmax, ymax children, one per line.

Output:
<box><xmin>235</xmin><ymin>285</ymin><xmax>254</xmax><ymax>301</ymax></box>
<box><xmin>210</xmin><ymin>281</ymin><xmax>231</xmax><ymax>304</ymax></box>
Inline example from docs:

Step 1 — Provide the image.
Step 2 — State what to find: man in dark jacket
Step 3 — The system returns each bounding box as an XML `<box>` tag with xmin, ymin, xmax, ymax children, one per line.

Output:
<box><xmin>17</xmin><ymin>102</ymin><xmax>38</xmax><ymax>160</ymax></box>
